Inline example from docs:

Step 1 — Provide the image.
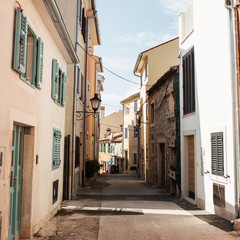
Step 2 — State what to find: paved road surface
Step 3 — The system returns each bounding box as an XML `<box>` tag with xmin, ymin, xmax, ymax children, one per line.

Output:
<box><xmin>35</xmin><ymin>174</ymin><xmax>240</xmax><ymax>240</ymax></box>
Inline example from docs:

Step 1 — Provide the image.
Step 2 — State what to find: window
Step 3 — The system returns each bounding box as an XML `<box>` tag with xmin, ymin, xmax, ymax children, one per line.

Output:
<box><xmin>75</xmin><ymin>136</ymin><xmax>80</xmax><ymax>168</ymax></box>
<box><xmin>51</xmin><ymin>59</ymin><xmax>67</xmax><ymax>107</ymax></box>
<box><xmin>183</xmin><ymin>47</ymin><xmax>195</xmax><ymax>115</ymax></box>
<box><xmin>108</xmin><ymin>143</ymin><xmax>110</xmax><ymax>153</ymax></box>
<box><xmin>104</xmin><ymin>143</ymin><xmax>106</xmax><ymax>153</ymax></box>
<box><xmin>134</xmin><ymin>100</ymin><xmax>138</xmax><ymax>112</ymax></box>
<box><xmin>76</xmin><ymin>66</ymin><xmax>80</xmax><ymax>94</ymax></box>
<box><xmin>145</xmin><ymin>62</ymin><xmax>148</xmax><ymax>79</ymax></box>
<box><xmin>134</xmin><ymin>153</ymin><xmax>138</xmax><ymax>165</ymax></box>
<box><xmin>146</xmin><ymin>103</ymin><xmax>148</xmax><ymax>120</ymax></box>
<box><xmin>134</xmin><ymin>126</ymin><xmax>138</xmax><ymax>138</ymax></box>
<box><xmin>13</xmin><ymin>7</ymin><xmax>44</xmax><ymax>89</ymax></box>
<box><xmin>100</xmin><ymin>143</ymin><xmax>102</xmax><ymax>152</ymax></box>
<box><xmin>52</xmin><ymin>128</ymin><xmax>61</xmax><ymax>170</ymax></box>
<box><xmin>80</xmin><ymin>73</ymin><xmax>84</xmax><ymax>100</ymax></box>
<box><xmin>81</xmin><ymin>8</ymin><xmax>86</xmax><ymax>42</ymax></box>
<box><xmin>125</xmin><ymin>127</ymin><xmax>128</xmax><ymax>139</ymax></box>
<box><xmin>78</xmin><ymin>0</ymin><xmax>82</xmax><ymax>26</ymax></box>
<box><xmin>151</xmin><ymin>103</ymin><xmax>154</xmax><ymax>124</ymax></box>
<box><xmin>211</xmin><ymin>132</ymin><xmax>224</xmax><ymax>176</ymax></box>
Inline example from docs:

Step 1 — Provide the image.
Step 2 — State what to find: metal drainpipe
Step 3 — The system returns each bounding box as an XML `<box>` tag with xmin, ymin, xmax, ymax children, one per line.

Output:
<box><xmin>71</xmin><ymin>0</ymin><xmax>81</xmax><ymax>199</ymax></box>
<box><xmin>225</xmin><ymin>1</ymin><xmax>240</xmax><ymax>218</ymax></box>
<box><xmin>83</xmin><ymin>13</ymin><xmax>93</xmax><ymax>186</ymax></box>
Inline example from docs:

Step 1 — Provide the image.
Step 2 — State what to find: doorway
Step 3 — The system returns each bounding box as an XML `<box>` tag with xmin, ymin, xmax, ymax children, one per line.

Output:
<box><xmin>188</xmin><ymin>135</ymin><xmax>195</xmax><ymax>200</ymax></box>
<box><xmin>8</xmin><ymin>125</ymin><xmax>24</xmax><ymax>240</ymax></box>
<box><xmin>157</xmin><ymin>143</ymin><xmax>165</xmax><ymax>189</ymax></box>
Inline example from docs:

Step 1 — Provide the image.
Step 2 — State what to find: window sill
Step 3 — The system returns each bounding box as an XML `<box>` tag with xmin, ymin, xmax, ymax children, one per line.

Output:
<box><xmin>182</xmin><ymin>111</ymin><xmax>196</xmax><ymax>118</ymax></box>
<box><xmin>210</xmin><ymin>174</ymin><xmax>228</xmax><ymax>184</ymax></box>
<box><xmin>19</xmin><ymin>74</ymin><xmax>36</xmax><ymax>89</ymax></box>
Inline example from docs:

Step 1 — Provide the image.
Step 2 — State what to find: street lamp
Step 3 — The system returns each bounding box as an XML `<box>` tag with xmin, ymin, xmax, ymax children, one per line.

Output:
<box><xmin>76</xmin><ymin>93</ymin><xmax>101</xmax><ymax>120</ymax></box>
<box><xmin>90</xmin><ymin>93</ymin><xmax>101</xmax><ymax>113</ymax></box>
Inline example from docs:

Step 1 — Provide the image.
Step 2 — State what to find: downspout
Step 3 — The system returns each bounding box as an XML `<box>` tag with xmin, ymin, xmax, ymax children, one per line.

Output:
<box><xmin>83</xmin><ymin>10</ymin><xmax>96</xmax><ymax>186</ymax></box>
<box><xmin>121</xmin><ymin>102</ymin><xmax>124</xmax><ymax>172</ymax></box>
<box><xmin>225</xmin><ymin>1</ymin><xmax>240</xmax><ymax>218</ymax></box>
<box><xmin>70</xmin><ymin>0</ymin><xmax>81</xmax><ymax>199</ymax></box>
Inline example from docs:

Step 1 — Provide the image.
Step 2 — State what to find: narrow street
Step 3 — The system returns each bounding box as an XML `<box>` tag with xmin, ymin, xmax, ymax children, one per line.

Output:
<box><xmin>34</xmin><ymin>175</ymin><xmax>239</xmax><ymax>240</ymax></box>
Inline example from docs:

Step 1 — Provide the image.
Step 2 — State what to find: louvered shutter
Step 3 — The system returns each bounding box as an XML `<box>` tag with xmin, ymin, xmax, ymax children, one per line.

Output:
<box><xmin>211</xmin><ymin>132</ymin><xmax>224</xmax><ymax>176</ymax></box>
<box><xmin>13</xmin><ymin>8</ymin><xmax>27</xmax><ymax>75</ymax></box>
<box><xmin>36</xmin><ymin>38</ymin><xmax>44</xmax><ymax>89</ymax></box>
<box><xmin>52</xmin><ymin>59</ymin><xmax>59</xmax><ymax>100</ymax></box>
<box><xmin>52</xmin><ymin>128</ymin><xmax>61</xmax><ymax>169</ymax></box>
<box><xmin>62</xmin><ymin>72</ymin><xmax>67</xmax><ymax>106</ymax></box>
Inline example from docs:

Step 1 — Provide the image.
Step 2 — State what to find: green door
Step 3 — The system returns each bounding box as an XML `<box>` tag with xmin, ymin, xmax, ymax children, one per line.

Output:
<box><xmin>8</xmin><ymin>125</ymin><xmax>24</xmax><ymax>240</ymax></box>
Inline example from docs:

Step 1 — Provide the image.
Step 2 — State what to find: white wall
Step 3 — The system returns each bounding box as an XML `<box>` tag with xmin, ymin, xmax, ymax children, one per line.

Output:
<box><xmin>179</xmin><ymin>0</ymin><xmax>236</xmax><ymax>219</ymax></box>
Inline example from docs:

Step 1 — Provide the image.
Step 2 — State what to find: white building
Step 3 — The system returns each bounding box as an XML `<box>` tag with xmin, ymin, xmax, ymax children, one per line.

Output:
<box><xmin>121</xmin><ymin>92</ymin><xmax>140</xmax><ymax>173</ymax></box>
<box><xmin>179</xmin><ymin>0</ymin><xmax>240</xmax><ymax>220</ymax></box>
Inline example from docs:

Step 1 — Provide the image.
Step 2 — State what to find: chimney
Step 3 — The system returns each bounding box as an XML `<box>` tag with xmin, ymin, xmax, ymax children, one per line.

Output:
<box><xmin>100</xmin><ymin>106</ymin><xmax>105</xmax><ymax>118</ymax></box>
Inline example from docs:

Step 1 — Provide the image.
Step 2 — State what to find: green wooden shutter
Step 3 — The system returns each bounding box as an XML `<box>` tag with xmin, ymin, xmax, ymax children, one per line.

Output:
<box><xmin>104</xmin><ymin>143</ymin><xmax>106</xmax><ymax>153</ymax></box>
<box><xmin>62</xmin><ymin>72</ymin><xmax>67</xmax><ymax>106</ymax></box>
<box><xmin>108</xmin><ymin>143</ymin><xmax>110</xmax><ymax>153</ymax></box>
<box><xmin>36</xmin><ymin>38</ymin><xmax>44</xmax><ymax>89</ymax></box>
<box><xmin>13</xmin><ymin>8</ymin><xmax>27</xmax><ymax>75</ymax></box>
<box><xmin>52</xmin><ymin>128</ymin><xmax>61</xmax><ymax>169</ymax></box>
<box><xmin>211</xmin><ymin>132</ymin><xmax>224</xmax><ymax>176</ymax></box>
<box><xmin>52</xmin><ymin>59</ymin><xmax>59</xmax><ymax>100</ymax></box>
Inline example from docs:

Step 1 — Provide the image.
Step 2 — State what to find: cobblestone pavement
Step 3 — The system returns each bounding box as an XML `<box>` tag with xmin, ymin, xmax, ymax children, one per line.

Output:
<box><xmin>34</xmin><ymin>174</ymin><xmax>240</xmax><ymax>240</ymax></box>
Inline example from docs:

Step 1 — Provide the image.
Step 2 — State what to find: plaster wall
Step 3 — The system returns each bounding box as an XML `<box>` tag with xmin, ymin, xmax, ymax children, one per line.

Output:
<box><xmin>0</xmin><ymin>1</ymin><xmax>68</xmax><ymax>238</ymax></box>
<box><xmin>179</xmin><ymin>0</ymin><xmax>236</xmax><ymax>219</ymax></box>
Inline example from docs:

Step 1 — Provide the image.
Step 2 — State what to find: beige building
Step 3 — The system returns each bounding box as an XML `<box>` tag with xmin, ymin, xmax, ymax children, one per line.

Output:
<box><xmin>133</xmin><ymin>38</ymin><xmax>179</xmax><ymax>180</ymax></box>
<box><xmin>0</xmin><ymin>1</ymin><xmax>78</xmax><ymax>239</ymax></box>
<box><xmin>121</xmin><ymin>93</ymin><xmax>140</xmax><ymax>173</ymax></box>
<box><xmin>100</xmin><ymin>110</ymin><xmax>123</xmax><ymax>139</ymax></box>
<box><xmin>56</xmin><ymin>0</ymin><xmax>102</xmax><ymax>198</ymax></box>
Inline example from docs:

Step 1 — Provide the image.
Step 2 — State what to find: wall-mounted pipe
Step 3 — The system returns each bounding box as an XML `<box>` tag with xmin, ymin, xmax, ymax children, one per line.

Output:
<box><xmin>43</xmin><ymin>0</ymin><xmax>79</xmax><ymax>63</ymax></box>
<box><xmin>225</xmin><ymin>0</ymin><xmax>240</xmax><ymax>218</ymax></box>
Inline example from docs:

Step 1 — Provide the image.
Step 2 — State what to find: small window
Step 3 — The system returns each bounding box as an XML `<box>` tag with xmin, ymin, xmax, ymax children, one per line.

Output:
<box><xmin>80</xmin><ymin>73</ymin><xmax>84</xmax><ymax>100</ymax></box>
<box><xmin>52</xmin><ymin>128</ymin><xmax>61</xmax><ymax>170</ymax></box>
<box><xmin>151</xmin><ymin>103</ymin><xmax>154</xmax><ymax>124</ymax></box>
<box><xmin>133</xmin><ymin>153</ymin><xmax>138</xmax><ymax>165</ymax></box>
<box><xmin>81</xmin><ymin>8</ymin><xmax>86</xmax><ymax>42</ymax></box>
<box><xmin>134</xmin><ymin>126</ymin><xmax>138</xmax><ymax>138</ymax></box>
<box><xmin>13</xmin><ymin>8</ymin><xmax>44</xmax><ymax>89</ymax></box>
<box><xmin>51</xmin><ymin>59</ymin><xmax>67</xmax><ymax>107</ymax></box>
<box><xmin>76</xmin><ymin>66</ymin><xmax>80</xmax><ymax>94</ymax></box>
<box><xmin>145</xmin><ymin>62</ymin><xmax>148</xmax><ymax>79</ymax></box>
<box><xmin>108</xmin><ymin>143</ymin><xmax>110</xmax><ymax>153</ymax></box>
<box><xmin>183</xmin><ymin>47</ymin><xmax>195</xmax><ymax>115</ymax></box>
<box><xmin>146</xmin><ymin>103</ymin><xmax>148</xmax><ymax>120</ymax></box>
<box><xmin>125</xmin><ymin>127</ymin><xmax>128</xmax><ymax>139</ymax></box>
<box><xmin>104</xmin><ymin>143</ymin><xmax>106</xmax><ymax>153</ymax></box>
<box><xmin>134</xmin><ymin>100</ymin><xmax>138</xmax><ymax>112</ymax></box>
<box><xmin>211</xmin><ymin>132</ymin><xmax>224</xmax><ymax>176</ymax></box>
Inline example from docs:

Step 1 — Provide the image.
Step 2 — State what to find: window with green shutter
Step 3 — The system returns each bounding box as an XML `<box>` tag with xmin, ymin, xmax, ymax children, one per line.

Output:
<box><xmin>104</xmin><ymin>143</ymin><xmax>106</xmax><ymax>153</ymax></box>
<box><xmin>51</xmin><ymin>59</ymin><xmax>67</xmax><ymax>107</ymax></box>
<box><xmin>13</xmin><ymin>7</ymin><xmax>44</xmax><ymax>89</ymax></box>
<box><xmin>52</xmin><ymin>128</ymin><xmax>61</xmax><ymax>170</ymax></box>
<box><xmin>211</xmin><ymin>132</ymin><xmax>224</xmax><ymax>176</ymax></box>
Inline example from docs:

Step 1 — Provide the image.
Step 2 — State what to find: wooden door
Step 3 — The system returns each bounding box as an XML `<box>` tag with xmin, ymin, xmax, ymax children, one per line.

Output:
<box><xmin>9</xmin><ymin>125</ymin><xmax>24</xmax><ymax>240</ymax></box>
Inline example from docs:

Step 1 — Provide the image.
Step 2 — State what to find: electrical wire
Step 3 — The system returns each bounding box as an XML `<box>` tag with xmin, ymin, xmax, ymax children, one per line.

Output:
<box><xmin>76</xmin><ymin>42</ymin><xmax>153</xmax><ymax>87</ymax></box>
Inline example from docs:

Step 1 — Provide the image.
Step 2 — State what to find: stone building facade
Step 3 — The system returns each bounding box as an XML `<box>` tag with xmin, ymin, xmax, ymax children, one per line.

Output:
<box><xmin>147</xmin><ymin>66</ymin><xmax>180</xmax><ymax>195</ymax></box>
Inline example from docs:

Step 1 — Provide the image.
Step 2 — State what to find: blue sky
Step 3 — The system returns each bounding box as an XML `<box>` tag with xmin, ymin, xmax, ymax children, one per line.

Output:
<box><xmin>94</xmin><ymin>0</ymin><xmax>192</xmax><ymax>116</ymax></box>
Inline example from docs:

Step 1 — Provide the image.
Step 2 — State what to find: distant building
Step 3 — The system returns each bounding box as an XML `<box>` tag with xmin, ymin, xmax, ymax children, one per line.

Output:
<box><xmin>99</xmin><ymin>131</ymin><xmax>123</xmax><ymax>173</ymax></box>
<box><xmin>133</xmin><ymin>37</ymin><xmax>179</xmax><ymax>181</ymax></box>
<box><xmin>147</xmin><ymin>66</ymin><xmax>180</xmax><ymax>195</ymax></box>
<box><xmin>121</xmin><ymin>93</ymin><xmax>140</xmax><ymax>173</ymax></box>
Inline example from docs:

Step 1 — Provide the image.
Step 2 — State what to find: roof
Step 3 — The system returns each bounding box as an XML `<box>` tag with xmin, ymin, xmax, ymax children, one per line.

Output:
<box><xmin>133</xmin><ymin>37</ymin><xmax>179</xmax><ymax>74</ymax></box>
<box><xmin>147</xmin><ymin>66</ymin><xmax>179</xmax><ymax>95</ymax></box>
<box><xmin>120</xmin><ymin>92</ymin><xmax>140</xmax><ymax>104</ymax></box>
<box><xmin>99</xmin><ymin>131</ymin><xmax>123</xmax><ymax>143</ymax></box>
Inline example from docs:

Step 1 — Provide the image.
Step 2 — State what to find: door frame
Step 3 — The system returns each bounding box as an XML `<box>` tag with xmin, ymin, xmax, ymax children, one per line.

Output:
<box><xmin>8</xmin><ymin>125</ymin><xmax>24</xmax><ymax>240</ymax></box>
<box><xmin>183</xmin><ymin>130</ymin><xmax>197</xmax><ymax>205</ymax></box>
